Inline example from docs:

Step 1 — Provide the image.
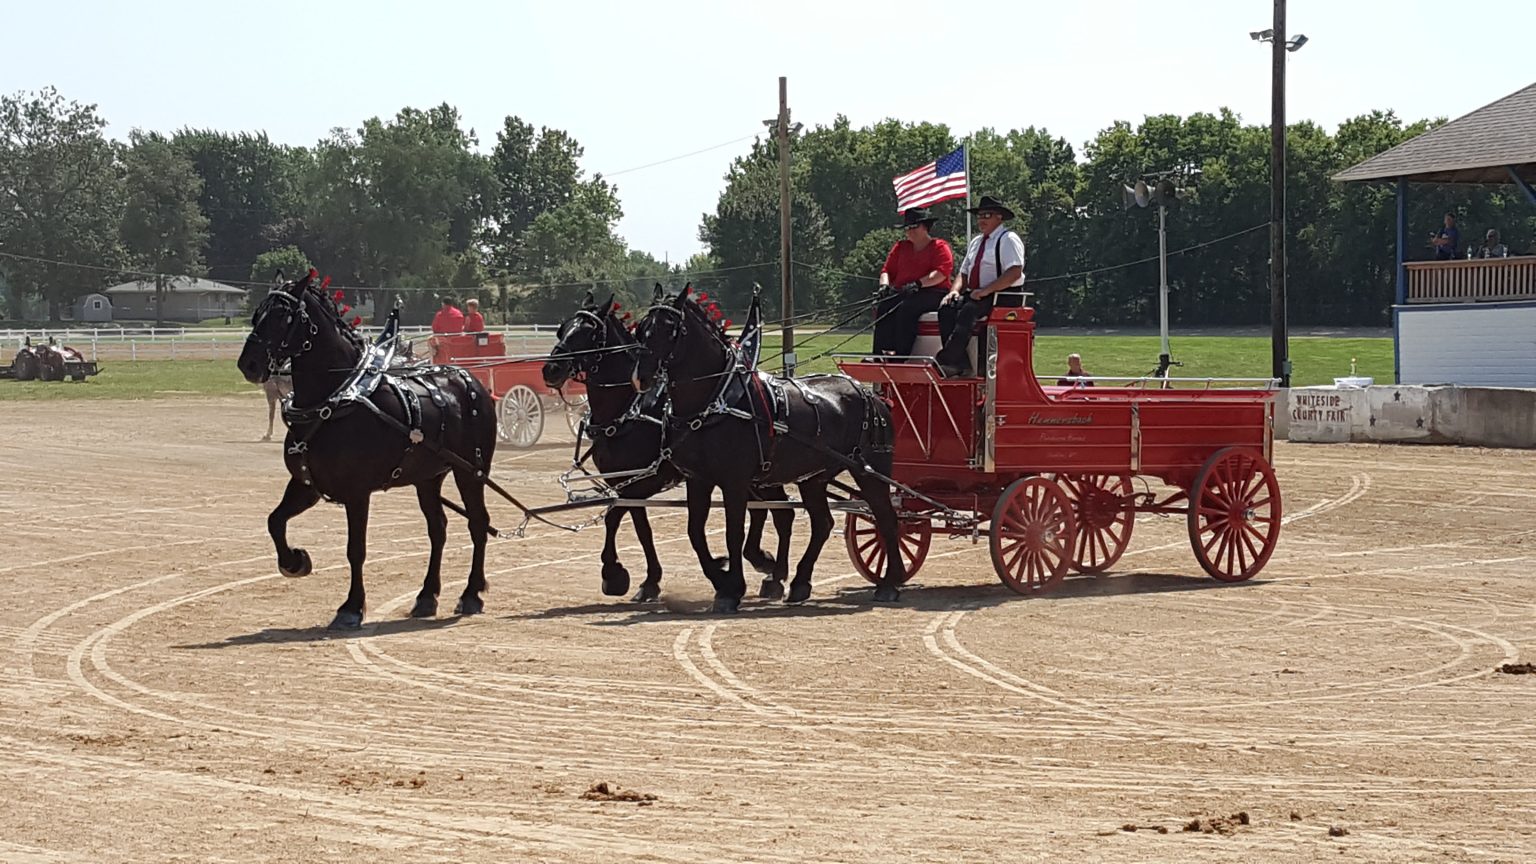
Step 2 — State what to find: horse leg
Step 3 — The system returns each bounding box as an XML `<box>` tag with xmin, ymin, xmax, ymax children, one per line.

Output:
<box><xmin>268</xmin><ymin>477</ymin><xmax>320</xmax><ymax>578</ymax></box>
<box><xmin>451</xmin><ymin>468</ymin><xmax>491</xmax><ymax>616</ymax></box>
<box><xmin>628</xmin><ymin>507</ymin><xmax>664</xmax><ymax>603</ymax></box>
<box><xmin>715</xmin><ymin>481</ymin><xmax>750</xmax><ymax>614</ymax></box>
<box><xmin>685</xmin><ymin>478</ymin><xmax>724</xmax><ymax>593</ymax></box>
<box><xmin>263</xmin><ymin>394</ymin><xmax>276</xmax><ymax>441</ymax></box>
<box><xmin>410</xmin><ymin>474</ymin><xmax>448</xmax><ymax>618</ymax></box>
<box><xmin>787</xmin><ymin>480</ymin><xmax>834</xmax><ymax>604</ymax></box>
<box><xmin>855</xmin><ymin>471</ymin><xmax>906</xmax><ymax>603</ymax></box>
<box><xmin>329</xmin><ymin>496</ymin><xmax>370</xmax><ymax>630</ymax></box>
<box><xmin>755</xmin><ymin>487</ymin><xmax>794</xmax><ymax>600</ymax></box>
<box><xmin>598</xmin><ymin>505</ymin><xmax>631</xmax><ymax>598</ymax></box>
<box><xmin>743</xmin><ymin>499</ymin><xmax>774</xmax><ymax>574</ymax></box>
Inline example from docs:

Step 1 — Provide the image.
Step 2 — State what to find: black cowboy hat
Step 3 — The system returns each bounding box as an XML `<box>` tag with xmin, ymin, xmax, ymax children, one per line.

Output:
<box><xmin>898</xmin><ymin>207</ymin><xmax>938</xmax><ymax>228</ymax></box>
<box><xmin>966</xmin><ymin>195</ymin><xmax>1016</xmax><ymax>221</ymax></box>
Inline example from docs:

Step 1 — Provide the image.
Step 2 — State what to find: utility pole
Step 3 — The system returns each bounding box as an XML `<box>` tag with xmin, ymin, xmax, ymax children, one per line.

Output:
<box><xmin>775</xmin><ymin>77</ymin><xmax>795</xmax><ymax>377</ymax></box>
<box><xmin>1269</xmin><ymin>0</ymin><xmax>1290</xmax><ymax>387</ymax></box>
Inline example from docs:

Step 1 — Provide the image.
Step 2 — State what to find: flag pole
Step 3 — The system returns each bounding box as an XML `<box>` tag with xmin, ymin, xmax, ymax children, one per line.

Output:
<box><xmin>963</xmin><ymin>138</ymin><xmax>973</xmax><ymax>246</ymax></box>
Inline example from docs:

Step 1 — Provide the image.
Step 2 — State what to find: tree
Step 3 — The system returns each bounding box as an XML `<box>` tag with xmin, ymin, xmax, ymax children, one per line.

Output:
<box><xmin>303</xmin><ymin>104</ymin><xmax>496</xmax><ymax>322</ymax></box>
<box><xmin>246</xmin><ymin>245</ymin><xmax>312</xmax><ymax>312</ymax></box>
<box><xmin>487</xmin><ymin>117</ymin><xmax>620</xmax><ymax>282</ymax></box>
<box><xmin>120</xmin><ymin>131</ymin><xmax>210</xmax><ymax>324</ymax></box>
<box><xmin>0</xmin><ymin>87</ymin><xmax>124</xmax><ymax>321</ymax></box>
<box><xmin>173</xmin><ymin>130</ymin><xmax>308</xmax><ymax>285</ymax></box>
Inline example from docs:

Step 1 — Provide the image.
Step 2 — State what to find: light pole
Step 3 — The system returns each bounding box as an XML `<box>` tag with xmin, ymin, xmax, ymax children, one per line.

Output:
<box><xmin>1251</xmin><ymin>4</ymin><xmax>1307</xmax><ymax>388</ymax></box>
<box><xmin>1122</xmin><ymin>173</ymin><xmax>1191</xmax><ymax>379</ymax></box>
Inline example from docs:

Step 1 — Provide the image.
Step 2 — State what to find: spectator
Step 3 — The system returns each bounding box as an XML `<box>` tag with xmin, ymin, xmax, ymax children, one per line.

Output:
<box><xmin>1431</xmin><ymin>212</ymin><xmax>1460</xmax><ymax>260</ymax></box>
<box><xmin>1056</xmin><ymin>353</ymin><xmax>1095</xmax><ymax>387</ymax></box>
<box><xmin>431</xmin><ymin>297</ymin><xmax>465</xmax><ymax>334</ymax></box>
<box><xmin>1474</xmin><ymin>228</ymin><xmax>1509</xmax><ymax>259</ymax></box>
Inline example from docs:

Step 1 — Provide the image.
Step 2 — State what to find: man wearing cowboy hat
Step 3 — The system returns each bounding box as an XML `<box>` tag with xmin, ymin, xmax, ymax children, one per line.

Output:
<box><xmin>872</xmin><ymin>207</ymin><xmax>956</xmax><ymax>358</ymax></box>
<box><xmin>935</xmin><ymin>195</ymin><xmax>1026</xmax><ymax>377</ymax></box>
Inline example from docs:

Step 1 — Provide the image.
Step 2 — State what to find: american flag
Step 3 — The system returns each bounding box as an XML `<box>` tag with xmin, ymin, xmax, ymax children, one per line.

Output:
<box><xmin>892</xmin><ymin>146</ymin><xmax>968</xmax><ymax>212</ymax></box>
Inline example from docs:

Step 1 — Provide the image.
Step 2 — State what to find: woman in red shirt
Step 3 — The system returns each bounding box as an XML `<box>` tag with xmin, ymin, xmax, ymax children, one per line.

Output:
<box><xmin>873</xmin><ymin>207</ymin><xmax>955</xmax><ymax>358</ymax></box>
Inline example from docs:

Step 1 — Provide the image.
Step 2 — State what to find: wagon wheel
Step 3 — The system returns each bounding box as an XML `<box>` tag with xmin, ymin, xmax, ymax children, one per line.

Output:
<box><xmin>562</xmin><ymin>394</ymin><xmax>589</xmax><ymax>437</ymax></box>
<box><xmin>843</xmin><ymin>512</ymin><xmax>930</xmax><ymax>586</ymax></box>
<box><xmin>990</xmin><ymin>476</ymin><xmax>1077</xmax><ymax>596</ymax></box>
<box><xmin>1053</xmin><ymin>474</ymin><xmax>1135</xmax><ymax>574</ymax></box>
<box><xmin>1186</xmin><ymin>447</ymin><xmax>1281</xmax><ymax>582</ymax></box>
<box><xmin>497</xmin><ymin>384</ymin><xmax>545</xmax><ymax>448</ymax></box>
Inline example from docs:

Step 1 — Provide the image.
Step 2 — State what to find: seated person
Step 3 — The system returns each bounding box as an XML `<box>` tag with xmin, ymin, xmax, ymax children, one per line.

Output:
<box><xmin>1475</xmin><ymin>228</ymin><xmax>1509</xmax><ymax>259</ymax></box>
<box><xmin>1056</xmin><ymin>353</ymin><xmax>1094</xmax><ymax>386</ymax></box>
<box><xmin>935</xmin><ymin>195</ymin><xmax>1026</xmax><ymax>378</ymax></box>
<box><xmin>428</xmin><ymin>296</ymin><xmax>465</xmax><ymax>357</ymax></box>
<box><xmin>871</xmin><ymin>207</ymin><xmax>955</xmax><ymax>359</ymax></box>
<box><xmin>432</xmin><ymin>296</ymin><xmax>465</xmax><ymax>334</ymax></box>
<box><xmin>463</xmin><ymin>297</ymin><xmax>486</xmax><ymax>332</ymax></box>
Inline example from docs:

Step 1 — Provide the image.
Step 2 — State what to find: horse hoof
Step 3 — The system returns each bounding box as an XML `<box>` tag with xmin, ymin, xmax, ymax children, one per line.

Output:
<box><xmin>328</xmin><ymin>609</ymin><xmax>363</xmax><ymax>630</ymax></box>
<box><xmin>744</xmin><ymin>549</ymin><xmax>777</xmax><ymax>575</ymax></box>
<box><xmin>758</xmin><ymin>579</ymin><xmax>785</xmax><ymax>600</ymax></box>
<box><xmin>631</xmin><ymin>583</ymin><xmax>661</xmax><ymax>603</ymax></box>
<box><xmin>280</xmin><ymin>548</ymin><xmax>312</xmax><ymax>578</ymax></box>
<box><xmin>711</xmin><ymin>596</ymin><xmax>742</xmax><ymax>615</ymax></box>
<box><xmin>787</xmin><ymin>581</ymin><xmax>813</xmax><ymax>604</ymax></box>
<box><xmin>454</xmin><ymin>595</ymin><xmax>485</xmax><ymax>616</ymax></box>
<box><xmin>409</xmin><ymin>596</ymin><xmax>438</xmax><ymax>618</ymax></box>
<box><xmin>601</xmin><ymin>562</ymin><xmax>631</xmax><ymax>597</ymax></box>
<box><xmin>872</xmin><ymin>585</ymin><xmax>901</xmax><ymax>604</ymax></box>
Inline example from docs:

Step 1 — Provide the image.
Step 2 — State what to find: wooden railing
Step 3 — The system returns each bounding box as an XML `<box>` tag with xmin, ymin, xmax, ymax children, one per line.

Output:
<box><xmin>1405</xmin><ymin>257</ymin><xmax>1536</xmax><ymax>303</ymax></box>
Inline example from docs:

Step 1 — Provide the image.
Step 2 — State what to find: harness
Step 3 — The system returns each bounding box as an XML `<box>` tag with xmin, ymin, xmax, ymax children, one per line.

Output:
<box><xmin>250</xmin><ymin>292</ymin><xmax>489</xmax><ymax>500</ymax></box>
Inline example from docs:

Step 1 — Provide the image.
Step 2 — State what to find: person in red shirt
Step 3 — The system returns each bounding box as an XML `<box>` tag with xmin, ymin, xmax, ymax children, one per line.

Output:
<box><xmin>463</xmin><ymin>298</ymin><xmax>485</xmax><ymax>332</ymax></box>
<box><xmin>872</xmin><ymin>207</ymin><xmax>955</xmax><ymax>358</ymax></box>
<box><xmin>431</xmin><ymin>297</ymin><xmax>465</xmax><ymax>334</ymax></box>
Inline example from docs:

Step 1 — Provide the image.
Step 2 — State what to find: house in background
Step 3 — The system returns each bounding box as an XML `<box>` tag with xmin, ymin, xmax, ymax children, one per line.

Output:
<box><xmin>103</xmin><ymin>277</ymin><xmax>247</xmax><ymax>323</ymax></box>
<box><xmin>73</xmin><ymin>293</ymin><xmax>113</xmax><ymax>323</ymax></box>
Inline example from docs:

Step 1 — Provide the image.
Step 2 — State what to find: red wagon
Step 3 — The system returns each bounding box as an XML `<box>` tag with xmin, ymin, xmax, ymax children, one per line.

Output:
<box><xmin>835</xmin><ymin>307</ymin><xmax>1281</xmax><ymax>595</ymax></box>
<box><xmin>431</xmin><ymin>332</ymin><xmax>587</xmax><ymax>448</ymax></box>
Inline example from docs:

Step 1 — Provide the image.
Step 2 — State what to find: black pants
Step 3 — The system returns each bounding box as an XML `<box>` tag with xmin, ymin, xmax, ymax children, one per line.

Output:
<box><xmin>937</xmin><ymin>291</ymin><xmax>1023</xmax><ymax>371</ymax></box>
<box><xmin>872</xmin><ymin>289</ymin><xmax>945</xmax><ymax>357</ymax></box>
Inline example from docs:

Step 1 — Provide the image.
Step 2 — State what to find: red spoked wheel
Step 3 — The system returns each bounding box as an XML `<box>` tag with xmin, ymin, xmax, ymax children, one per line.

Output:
<box><xmin>844</xmin><ymin>512</ymin><xmax>930</xmax><ymax>586</ymax></box>
<box><xmin>1186</xmin><ymin>447</ymin><xmax>1282</xmax><ymax>582</ymax></box>
<box><xmin>989</xmin><ymin>477</ymin><xmax>1077</xmax><ymax>596</ymax></box>
<box><xmin>1053</xmin><ymin>474</ymin><xmax>1134</xmax><ymax>574</ymax></box>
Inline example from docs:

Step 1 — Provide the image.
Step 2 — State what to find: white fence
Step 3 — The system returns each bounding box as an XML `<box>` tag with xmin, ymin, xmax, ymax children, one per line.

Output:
<box><xmin>0</xmin><ymin>325</ymin><xmax>562</xmax><ymax>364</ymax></box>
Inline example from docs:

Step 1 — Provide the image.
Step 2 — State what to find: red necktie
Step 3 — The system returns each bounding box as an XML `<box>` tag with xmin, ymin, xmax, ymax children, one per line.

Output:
<box><xmin>969</xmin><ymin>235</ymin><xmax>985</xmax><ymax>290</ymax></box>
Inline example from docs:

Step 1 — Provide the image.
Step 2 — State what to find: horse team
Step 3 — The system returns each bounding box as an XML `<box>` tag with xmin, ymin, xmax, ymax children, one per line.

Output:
<box><xmin>238</xmin><ymin>272</ymin><xmax>906</xmax><ymax>629</ymax></box>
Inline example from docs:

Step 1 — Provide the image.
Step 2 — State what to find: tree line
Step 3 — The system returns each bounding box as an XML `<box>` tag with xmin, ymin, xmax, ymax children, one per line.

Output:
<box><xmin>694</xmin><ymin>111</ymin><xmax>1536</xmax><ymax>328</ymax></box>
<box><xmin>4</xmin><ymin>85</ymin><xmax>1530</xmax><ymax>327</ymax></box>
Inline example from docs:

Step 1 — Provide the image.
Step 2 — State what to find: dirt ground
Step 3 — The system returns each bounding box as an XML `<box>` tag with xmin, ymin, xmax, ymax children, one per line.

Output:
<box><xmin>3</xmin><ymin>395</ymin><xmax>1535</xmax><ymax>863</ymax></box>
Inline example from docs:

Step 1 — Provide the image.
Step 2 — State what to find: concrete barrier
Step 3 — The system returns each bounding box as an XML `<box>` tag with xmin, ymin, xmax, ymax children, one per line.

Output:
<box><xmin>1281</xmin><ymin>385</ymin><xmax>1536</xmax><ymax>449</ymax></box>
<box><xmin>1286</xmin><ymin>386</ymin><xmax>1367</xmax><ymax>443</ymax></box>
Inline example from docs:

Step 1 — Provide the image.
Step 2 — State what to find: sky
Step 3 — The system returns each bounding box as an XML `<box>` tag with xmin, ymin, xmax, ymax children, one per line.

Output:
<box><xmin>3</xmin><ymin>0</ymin><xmax>1532</xmax><ymax>262</ymax></box>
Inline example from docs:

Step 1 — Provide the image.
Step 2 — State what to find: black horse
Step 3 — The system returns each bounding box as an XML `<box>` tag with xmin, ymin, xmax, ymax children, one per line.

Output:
<box><xmin>632</xmin><ymin>286</ymin><xmax>907</xmax><ymax>612</ymax></box>
<box><xmin>542</xmin><ymin>293</ymin><xmax>795</xmax><ymax>601</ymax></box>
<box><xmin>236</xmin><ymin>271</ymin><xmax>499</xmax><ymax>630</ymax></box>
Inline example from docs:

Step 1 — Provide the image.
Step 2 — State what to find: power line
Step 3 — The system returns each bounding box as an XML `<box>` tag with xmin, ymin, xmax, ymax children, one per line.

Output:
<box><xmin>604</xmin><ymin>134</ymin><xmax>760</xmax><ymax>178</ymax></box>
<box><xmin>0</xmin><ymin>249</ymin><xmax>776</xmax><ymax>294</ymax></box>
<box><xmin>797</xmin><ymin>221</ymin><xmax>1271</xmax><ymax>286</ymax></box>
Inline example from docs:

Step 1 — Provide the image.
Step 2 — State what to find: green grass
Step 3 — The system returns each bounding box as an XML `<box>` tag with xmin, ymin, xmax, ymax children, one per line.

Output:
<box><xmin>0</xmin><ymin>336</ymin><xmax>1394</xmax><ymax>401</ymax></box>
<box><xmin>0</xmin><ymin>360</ymin><xmax>258</xmax><ymax>401</ymax></box>
<box><xmin>788</xmin><ymin>334</ymin><xmax>1392</xmax><ymax>387</ymax></box>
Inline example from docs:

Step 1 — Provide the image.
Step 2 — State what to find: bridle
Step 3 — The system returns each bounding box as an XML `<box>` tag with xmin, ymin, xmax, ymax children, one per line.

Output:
<box><xmin>246</xmin><ymin>289</ymin><xmax>317</xmax><ymax>376</ymax></box>
<box><xmin>247</xmin><ymin>286</ymin><xmax>365</xmax><ymax>377</ymax></box>
<box><xmin>550</xmin><ymin>309</ymin><xmax>614</xmax><ymax>382</ymax></box>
